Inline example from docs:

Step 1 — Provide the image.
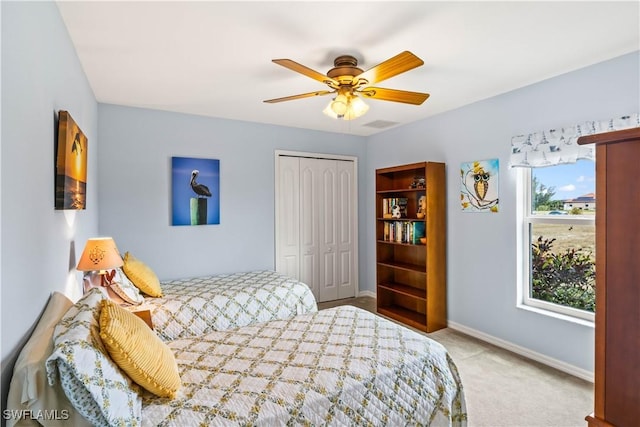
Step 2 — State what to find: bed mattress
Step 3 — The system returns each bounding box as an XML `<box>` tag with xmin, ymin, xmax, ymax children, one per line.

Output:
<box><xmin>145</xmin><ymin>270</ymin><xmax>318</xmax><ymax>341</ymax></box>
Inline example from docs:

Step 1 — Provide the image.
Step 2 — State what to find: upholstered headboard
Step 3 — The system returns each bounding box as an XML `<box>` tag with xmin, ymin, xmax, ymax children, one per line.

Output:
<box><xmin>5</xmin><ymin>292</ymin><xmax>90</xmax><ymax>427</ymax></box>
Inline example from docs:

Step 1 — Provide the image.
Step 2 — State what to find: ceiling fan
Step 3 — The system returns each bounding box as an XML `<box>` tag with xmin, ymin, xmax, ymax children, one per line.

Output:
<box><xmin>264</xmin><ymin>51</ymin><xmax>430</xmax><ymax>120</ymax></box>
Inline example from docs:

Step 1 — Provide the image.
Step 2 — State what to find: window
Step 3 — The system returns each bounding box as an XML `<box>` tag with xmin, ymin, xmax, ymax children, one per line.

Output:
<box><xmin>520</xmin><ymin>160</ymin><xmax>595</xmax><ymax>321</ymax></box>
<box><xmin>510</xmin><ymin>113</ymin><xmax>636</xmax><ymax>321</ymax></box>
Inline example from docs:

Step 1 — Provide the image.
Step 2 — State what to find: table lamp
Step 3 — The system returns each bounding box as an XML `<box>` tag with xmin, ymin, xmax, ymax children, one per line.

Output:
<box><xmin>77</xmin><ymin>237</ymin><xmax>123</xmax><ymax>286</ymax></box>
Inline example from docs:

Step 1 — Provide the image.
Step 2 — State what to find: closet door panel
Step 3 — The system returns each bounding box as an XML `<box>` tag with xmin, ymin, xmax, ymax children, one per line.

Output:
<box><xmin>337</xmin><ymin>161</ymin><xmax>356</xmax><ymax>299</ymax></box>
<box><xmin>277</xmin><ymin>157</ymin><xmax>300</xmax><ymax>280</ymax></box>
<box><xmin>340</xmin><ymin>251</ymin><xmax>352</xmax><ymax>291</ymax></box>
<box><xmin>319</xmin><ymin>160</ymin><xmax>338</xmax><ymax>302</ymax></box>
<box><xmin>300</xmin><ymin>158</ymin><xmax>319</xmax><ymax>299</ymax></box>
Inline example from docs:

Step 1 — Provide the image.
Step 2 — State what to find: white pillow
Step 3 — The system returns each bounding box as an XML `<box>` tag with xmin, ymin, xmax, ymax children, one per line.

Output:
<box><xmin>45</xmin><ymin>288</ymin><xmax>142</xmax><ymax>427</ymax></box>
<box><xmin>109</xmin><ymin>267</ymin><xmax>145</xmax><ymax>305</ymax></box>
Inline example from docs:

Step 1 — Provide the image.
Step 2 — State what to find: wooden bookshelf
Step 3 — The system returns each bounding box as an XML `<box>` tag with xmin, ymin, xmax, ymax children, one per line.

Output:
<box><xmin>376</xmin><ymin>162</ymin><xmax>446</xmax><ymax>332</ymax></box>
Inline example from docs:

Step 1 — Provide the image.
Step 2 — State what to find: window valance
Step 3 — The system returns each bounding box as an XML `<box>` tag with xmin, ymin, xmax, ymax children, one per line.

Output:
<box><xmin>509</xmin><ymin>113</ymin><xmax>639</xmax><ymax>168</ymax></box>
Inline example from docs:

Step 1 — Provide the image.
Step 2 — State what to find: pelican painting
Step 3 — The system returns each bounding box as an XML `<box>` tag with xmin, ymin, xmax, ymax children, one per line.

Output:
<box><xmin>171</xmin><ymin>157</ymin><xmax>220</xmax><ymax>226</ymax></box>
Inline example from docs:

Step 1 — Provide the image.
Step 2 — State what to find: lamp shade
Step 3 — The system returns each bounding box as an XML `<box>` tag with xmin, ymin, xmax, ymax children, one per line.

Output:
<box><xmin>77</xmin><ymin>237</ymin><xmax>123</xmax><ymax>272</ymax></box>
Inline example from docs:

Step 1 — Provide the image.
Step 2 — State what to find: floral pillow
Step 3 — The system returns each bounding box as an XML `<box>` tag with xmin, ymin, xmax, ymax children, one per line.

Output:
<box><xmin>46</xmin><ymin>288</ymin><xmax>142</xmax><ymax>427</ymax></box>
<box><xmin>109</xmin><ymin>267</ymin><xmax>145</xmax><ymax>305</ymax></box>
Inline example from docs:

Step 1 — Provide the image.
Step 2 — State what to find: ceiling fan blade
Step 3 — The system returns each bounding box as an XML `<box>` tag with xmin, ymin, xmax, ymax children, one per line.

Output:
<box><xmin>355</xmin><ymin>51</ymin><xmax>424</xmax><ymax>86</ymax></box>
<box><xmin>263</xmin><ymin>90</ymin><xmax>333</xmax><ymax>103</ymax></box>
<box><xmin>360</xmin><ymin>87</ymin><xmax>430</xmax><ymax>105</ymax></box>
<box><xmin>272</xmin><ymin>59</ymin><xmax>339</xmax><ymax>87</ymax></box>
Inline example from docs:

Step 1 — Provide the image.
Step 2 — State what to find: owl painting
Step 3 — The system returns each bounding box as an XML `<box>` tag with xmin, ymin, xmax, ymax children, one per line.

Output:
<box><xmin>460</xmin><ymin>159</ymin><xmax>499</xmax><ymax>213</ymax></box>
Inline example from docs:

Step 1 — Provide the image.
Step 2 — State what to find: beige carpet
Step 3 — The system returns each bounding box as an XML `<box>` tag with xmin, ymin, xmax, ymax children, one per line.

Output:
<box><xmin>318</xmin><ymin>297</ymin><xmax>593</xmax><ymax>427</ymax></box>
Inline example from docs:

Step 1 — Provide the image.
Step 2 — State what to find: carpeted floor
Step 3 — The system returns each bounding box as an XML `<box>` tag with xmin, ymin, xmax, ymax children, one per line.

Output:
<box><xmin>318</xmin><ymin>296</ymin><xmax>593</xmax><ymax>427</ymax></box>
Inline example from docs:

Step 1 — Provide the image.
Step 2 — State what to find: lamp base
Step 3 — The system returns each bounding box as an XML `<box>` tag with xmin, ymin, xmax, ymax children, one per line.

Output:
<box><xmin>101</xmin><ymin>269</ymin><xmax>117</xmax><ymax>286</ymax></box>
<box><xmin>83</xmin><ymin>269</ymin><xmax>117</xmax><ymax>293</ymax></box>
<box><xmin>83</xmin><ymin>270</ymin><xmax>132</xmax><ymax>306</ymax></box>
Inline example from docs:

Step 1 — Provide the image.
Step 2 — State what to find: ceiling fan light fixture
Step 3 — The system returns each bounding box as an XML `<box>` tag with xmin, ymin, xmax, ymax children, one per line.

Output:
<box><xmin>348</xmin><ymin>95</ymin><xmax>369</xmax><ymax>118</ymax></box>
<box><xmin>330</xmin><ymin>93</ymin><xmax>349</xmax><ymax>115</ymax></box>
<box><xmin>323</xmin><ymin>92</ymin><xmax>369</xmax><ymax>121</ymax></box>
<box><xmin>323</xmin><ymin>101</ymin><xmax>340</xmax><ymax>119</ymax></box>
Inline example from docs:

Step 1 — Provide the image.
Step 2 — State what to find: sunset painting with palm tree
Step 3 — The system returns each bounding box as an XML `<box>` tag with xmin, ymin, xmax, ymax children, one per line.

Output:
<box><xmin>55</xmin><ymin>111</ymin><xmax>87</xmax><ymax>209</ymax></box>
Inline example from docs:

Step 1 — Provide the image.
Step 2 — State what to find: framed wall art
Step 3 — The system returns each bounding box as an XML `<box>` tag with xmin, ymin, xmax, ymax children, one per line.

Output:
<box><xmin>55</xmin><ymin>110</ymin><xmax>88</xmax><ymax>210</ymax></box>
<box><xmin>171</xmin><ymin>156</ymin><xmax>220</xmax><ymax>225</ymax></box>
<box><xmin>460</xmin><ymin>158</ymin><xmax>499</xmax><ymax>213</ymax></box>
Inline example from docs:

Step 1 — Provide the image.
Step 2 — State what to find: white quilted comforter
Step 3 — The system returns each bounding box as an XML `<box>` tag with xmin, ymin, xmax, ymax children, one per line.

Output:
<box><xmin>146</xmin><ymin>270</ymin><xmax>318</xmax><ymax>341</ymax></box>
<box><xmin>142</xmin><ymin>306</ymin><xmax>467</xmax><ymax>426</ymax></box>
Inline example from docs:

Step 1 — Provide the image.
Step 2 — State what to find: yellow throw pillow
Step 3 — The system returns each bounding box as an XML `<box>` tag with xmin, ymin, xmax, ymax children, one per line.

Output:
<box><xmin>99</xmin><ymin>300</ymin><xmax>180</xmax><ymax>398</ymax></box>
<box><xmin>122</xmin><ymin>252</ymin><xmax>163</xmax><ymax>297</ymax></box>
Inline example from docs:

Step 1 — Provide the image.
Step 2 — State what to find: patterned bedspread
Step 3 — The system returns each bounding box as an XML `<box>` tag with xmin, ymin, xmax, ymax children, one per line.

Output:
<box><xmin>142</xmin><ymin>306</ymin><xmax>467</xmax><ymax>426</ymax></box>
<box><xmin>146</xmin><ymin>270</ymin><xmax>318</xmax><ymax>341</ymax></box>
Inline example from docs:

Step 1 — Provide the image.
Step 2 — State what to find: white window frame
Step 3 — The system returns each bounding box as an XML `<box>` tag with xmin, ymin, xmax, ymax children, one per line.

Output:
<box><xmin>518</xmin><ymin>167</ymin><xmax>595</xmax><ymax>323</ymax></box>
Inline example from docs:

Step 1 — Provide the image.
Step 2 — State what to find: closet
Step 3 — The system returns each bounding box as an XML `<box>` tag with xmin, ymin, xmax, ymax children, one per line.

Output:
<box><xmin>275</xmin><ymin>152</ymin><xmax>357</xmax><ymax>302</ymax></box>
<box><xmin>578</xmin><ymin>127</ymin><xmax>640</xmax><ymax>427</ymax></box>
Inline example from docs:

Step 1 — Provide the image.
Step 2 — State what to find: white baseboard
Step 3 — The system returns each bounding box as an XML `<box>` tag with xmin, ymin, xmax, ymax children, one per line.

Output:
<box><xmin>447</xmin><ymin>321</ymin><xmax>594</xmax><ymax>383</ymax></box>
<box><xmin>357</xmin><ymin>290</ymin><xmax>376</xmax><ymax>298</ymax></box>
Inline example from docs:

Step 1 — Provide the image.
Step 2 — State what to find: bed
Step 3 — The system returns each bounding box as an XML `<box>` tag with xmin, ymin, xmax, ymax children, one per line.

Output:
<box><xmin>147</xmin><ymin>270</ymin><xmax>319</xmax><ymax>341</ymax></box>
<box><xmin>143</xmin><ymin>305</ymin><xmax>467</xmax><ymax>426</ymax></box>
<box><xmin>93</xmin><ymin>252</ymin><xmax>318</xmax><ymax>341</ymax></box>
<box><xmin>7</xmin><ymin>289</ymin><xmax>467</xmax><ymax>427</ymax></box>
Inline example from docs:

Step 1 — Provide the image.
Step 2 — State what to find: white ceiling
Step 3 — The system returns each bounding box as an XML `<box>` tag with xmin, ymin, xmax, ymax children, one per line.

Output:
<box><xmin>56</xmin><ymin>1</ymin><xmax>640</xmax><ymax>136</ymax></box>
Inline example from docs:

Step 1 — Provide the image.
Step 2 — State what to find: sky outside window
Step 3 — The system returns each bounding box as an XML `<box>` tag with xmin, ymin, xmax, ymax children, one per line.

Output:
<box><xmin>532</xmin><ymin>160</ymin><xmax>595</xmax><ymax>201</ymax></box>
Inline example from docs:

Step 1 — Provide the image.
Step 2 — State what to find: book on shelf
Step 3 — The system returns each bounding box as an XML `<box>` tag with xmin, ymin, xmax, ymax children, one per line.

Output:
<box><xmin>382</xmin><ymin>220</ymin><xmax>425</xmax><ymax>244</ymax></box>
<box><xmin>411</xmin><ymin>221</ymin><xmax>425</xmax><ymax>244</ymax></box>
<box><xmin>382</xmin><ymin>197</ymin><xmax>408</xmax><ymax>218</ymax></box>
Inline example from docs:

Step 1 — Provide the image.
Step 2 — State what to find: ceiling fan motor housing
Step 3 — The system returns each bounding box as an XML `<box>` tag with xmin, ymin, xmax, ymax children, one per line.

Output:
<box><xmin>327</xmin><ymin>55</ymin><xmax>364</xmax><ymax>85</ymax></box>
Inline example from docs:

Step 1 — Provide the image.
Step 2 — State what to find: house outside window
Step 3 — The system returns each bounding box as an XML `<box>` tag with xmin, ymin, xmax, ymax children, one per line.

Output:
<box><xmin>562</xmin><ymin>193</ymin><xmax>596</xmax><ymax>211</ymax></box>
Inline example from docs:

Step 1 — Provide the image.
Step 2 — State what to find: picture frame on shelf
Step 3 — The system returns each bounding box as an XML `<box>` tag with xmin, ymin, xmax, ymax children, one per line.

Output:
<box><xmin>410</xmin><ymin>176</ymin><xmax>425</xmax><ymax>189</ymax></box>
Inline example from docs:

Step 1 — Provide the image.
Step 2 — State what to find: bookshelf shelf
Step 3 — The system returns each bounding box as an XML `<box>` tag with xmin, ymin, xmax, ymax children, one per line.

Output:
<box><xmin>377</xmin><ymin>260</ymin><xmax>426</xmax><ymax>273</ymax></box>
<box><xmin>377</xmin><ymin>218</ymin><xmax>425</xmax><ymax>222</ymax></box>
<box><xmin>375</xmin><ymin>162</ymin><xmax>446</xmax><ymax>333</ymax></box>
<box><xmin>377</xmin><ymin>240</ymin><xmax>425</xmax><ymax>247</ymax></box>
<box><xmin>377</xmin><ymin>306</ymin><xmax>426</xmax><ymax>331</ymax></box>
<box><xmin>377</xmin><ymin>188</ymin><xmax>424</xmax><ymax>194</ymax></box>
<box><xmin>378</xmin><ymin>282</ymin><xmax>427</xmax><ymax>301</ymax></box>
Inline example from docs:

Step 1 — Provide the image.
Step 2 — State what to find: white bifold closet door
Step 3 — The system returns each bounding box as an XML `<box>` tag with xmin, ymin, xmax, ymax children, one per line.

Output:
<box><xmin>277</xmin><ymin>155</ymin><xmax>356</xmax><ymax>302</ymax></box>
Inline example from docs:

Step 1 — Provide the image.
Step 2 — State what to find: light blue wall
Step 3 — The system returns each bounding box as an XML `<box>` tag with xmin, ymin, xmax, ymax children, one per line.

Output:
<box><xmin>97</xmin><ymin>105</ymin><xmax>367</xmax><ymax>281</ymax></box>
<box><xmin>365</xmin><ymin>51</ymin><xmax>640</xmax><ymax>373</ymax></box>
<box><xmin>1</xmin><ymin>0</ymin><xmax>98</xmax><ymax>403</ymax></box>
